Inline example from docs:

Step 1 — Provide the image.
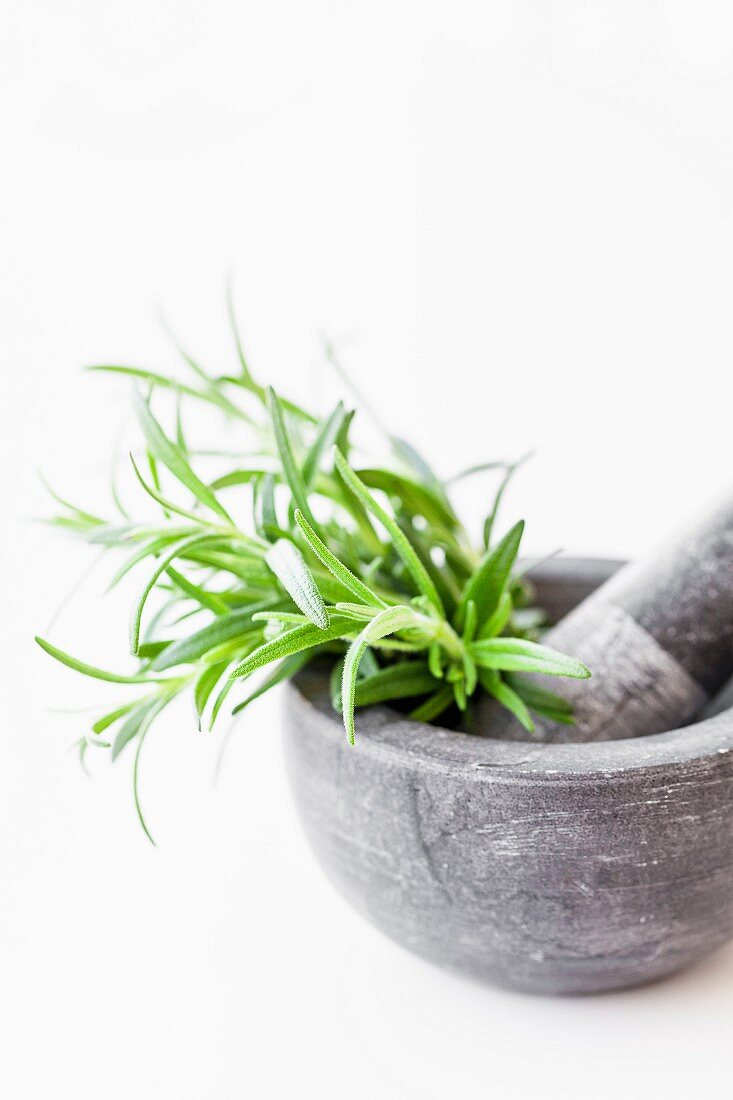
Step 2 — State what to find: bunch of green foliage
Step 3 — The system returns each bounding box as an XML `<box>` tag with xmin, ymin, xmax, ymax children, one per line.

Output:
<box><xmin>36</xmin><ymin>307</ymin><xmax>589</xmax><ymax>840</ymax></box>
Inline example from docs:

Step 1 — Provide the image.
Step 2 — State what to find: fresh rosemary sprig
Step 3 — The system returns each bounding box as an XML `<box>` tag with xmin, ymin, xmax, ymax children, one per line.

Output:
<box><xmin>36</xmin><ymin>317</ymin><xmax>589</xmax><ymax>840</ymax></box>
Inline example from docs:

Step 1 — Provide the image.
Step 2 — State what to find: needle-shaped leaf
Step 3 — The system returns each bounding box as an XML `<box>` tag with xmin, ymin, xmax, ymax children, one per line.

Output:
<box><xmin>452</xmin><ymin>677</ymin><xmax>467</xmax><ymax>712</ymax></box>
<box><xmin>35</xmin><ymin>637</ymin><xmax>165</xmax><ymax>684</ymax></box>
<box><xmin>462</xmin><ymin>599</ymin><xmax>477</xmax><ymax>643</ymax></box>
<box><xmin>129</xmin><ymin>453</ymin><xmax>208</xmax><ymax>526</ymax></box>
<box><xmin>175</xmin><ymin>390</ymin><xmax>187</xmax><ymax>451</ymax></box>
<box><xmin>251</xmin><ymin>611</ymin><xmax>309</xmax><ymax>627</ymax></box>
<box><xmin>444</xmin><ymin>461</ymin><xmax>506</xmax><ymax>487</ymax></box>
<box><xmin>137</xmin><ymin>640</ymin><xmax>174</xmax><ymax>660</ymax></box>
<box><xmin>477</xmin><ymin>668</ymin><xmax>535</xmax><ymax>732</ymax></box>
<box><xmin>210</xmin><ymin>677</ymin><xmax>235</xmax><ymax>728</ymax></box>
<box><xmin>267</xmin><ymin>387</ymin><xmax>317</xmax><ymax>528</ymax></box>
<box><xmin>164</xmin><ymin>566</ymin><xmax>229</xmax><ymax>615</ymax></box>
<box><xmin>151</xmin><ymin>604</ymin><xmax>275</xmax><ymax>670</ymax></box>
<box><xmin>396</xmin><ymin>518</ymin><xmax>461</xmax><ymax>615</ymax></box>
<box><xmin>302</xmin><ymin>401</ymin><xmax>345</xmax><ymax>489</ymax></box>
<box><xmin>134</xmin><ymin>391</ymin><xmax>233</xmax><ymax>523</ymax></box>
<box><xmin>133</xmin><ymin>700</ymin><xmax>166</xmax><ymax>846</ymax></box>
<box><xmin>194</xmin><ymin>661</ymin><xmax>230</xmax><ymax>728</ymax></box>
<box><xmin>470</xmin><ymin>637</ymin><xmax>591</xmax><ymax>679</ymax></box>
<box><xmin>103</xmin><ymin>535</ymin><xmax>173</xmax><ymax>591</ymax></box>
<box><xmin>334</xmin><ymin>407</ymin><xmax>356</xmax><ymax>460</ymax></box>
<box><xmin>259</xmin><ymin>472</ymin><xmax>288</xmax><ymax>541</ymax></box>
<box><xmin>329</xmin><ymin>648</ymin><xmax>384</xmax><ymax>710</ymax></box>
<box><xmin>390</xmin><ymin>436</ymin><xmax>439</xmax><ymax>488</ymax></box>
<box><xmin>130</xmin><ymin>533</ymin><xmax>226</xmax><ymax>656</ymax></box>
<box><xmin>89</xmin><ymin>365</ymin><xmax>251</xmax><ymax>421</ymax></box>
<box><xmin>463</xmin><ymin>652</ymin><xmax>478</xmax><ymax>696</ymax></box>
<box><xmin>112</xmin><ymin>698</ymin><xmax>162</xmax><ymax>761</ymax></box>
<box><xmin>264</xmin><ymin>538</ymin><xmax>329</xmax><ymax>629</ymax></box>
<box><xmin>183</xmin><ymin>548</ymin><xmax>270</xmax><ymax>585</ymax></box>
<box><xmin>230</xmin><ymin>652</ymin><xmax>313</xmax><ymax>715</ymax></box>
<box><xmin>91</xmin><ymin>700</ymin><xmax>145</xmax><ymax>734</ymax></box>
<box><xmin>231</xmin><ymin>614</ymin><xmax>359</xmax><ymax>680</ymax></box>
<box><xmin>356</xmin><ymin>468</ymin><xmax>457</xmax><ymax>530</ymax></box>
<box><xmin>225</xmin><ymin>285</ymin><xmax>316</xmax><ymax>423</ymax></box>
<box><xmin>294</xmin><ymin>509</ymin><xmax>386</xmax><ymax>609</ymax></box>
<box><xmin>210</xmin><ymin>468</ymin><xmax>272</xmax><ymax>490</ymax></box>
<box><xmin>352</xmin><ymin>662</ymin><xmax>436</xmax><ymax>707</ymax></box>
<box><xmin>455</xmin><ymin>520</ymin><xmax>524</xmax><ymax>632</ymax></box>
<box><xmin>332</xmin><ymin>447</ymin><xmax>444</xmax><ymax>615</ymax></box>
<box><xmin>409</xmin><ymin>685</ymin><xmax>454</xmax><ymax>723</ymax></box>
<box><xmin>332</xmin><ymin>603</ymin><xmax>379</xmax><ymax>621</ymax></box>
<box><xmin>39</xmin><ymin>475</ymin><xmax>106</xmax><ymax>528</ymax></box>
<box><xmin>505</xmin><ymin>674</ymin><xmax>575</xmax><ymax>726</ymax></box>
<box><xmin>477</xmin><ymin>591</ymin><xmax>513</xmax><ymax>640</ymax></box>
<box><xmin>225</xmin><ymin>279</ymin><xmax>259</xmax><ymax>391</ymax></box>
<box><xmin>110</xmin><ymin>468</ymin><xmax>129</xmax><ymax>514</ymax></box>
<box><xmin>483</xmin><ymin>451</ymin><xmax>533</xmax><ymax>549</ymax></box>
<box><xmin>341</xmin><ymin>605</ymin><xmax>418</xmax><ymax>743</ymax></box>
<box><xmin>428</xmin><ymin>643</ymin><xmax>443</xmax><ymax>679</ymax></box>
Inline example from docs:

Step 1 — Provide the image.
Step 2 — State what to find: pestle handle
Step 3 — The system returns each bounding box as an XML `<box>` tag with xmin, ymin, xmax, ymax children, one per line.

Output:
<box><xmin>476</xmin><ymin>495</ymin><xmax>733</xmax><ymax>744</ymax></box>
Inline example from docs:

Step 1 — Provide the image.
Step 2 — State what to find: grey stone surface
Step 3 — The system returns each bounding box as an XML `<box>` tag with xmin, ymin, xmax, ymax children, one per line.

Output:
<box><xmin>283</xmin><ymin>559</ymin><xmax>733</xmax><ymax>995</ymax></box>
<box><xmin>618</xmin><ymin>495</ymin><xmax>733</xmax><ymax>692</ymax></box>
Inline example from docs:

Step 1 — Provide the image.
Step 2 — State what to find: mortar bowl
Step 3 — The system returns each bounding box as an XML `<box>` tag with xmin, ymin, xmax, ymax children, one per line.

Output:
<box><xmin>283</xmin><ymin>558</ymin><xmax>733</xmax><ymax>994</ymax></box>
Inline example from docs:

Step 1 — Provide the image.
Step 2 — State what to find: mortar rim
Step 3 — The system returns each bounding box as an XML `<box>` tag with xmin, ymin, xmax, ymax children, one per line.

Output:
<box><xmin>289</xmin><ymin>556</ymin><xmax>733</xmax><ymax>782</ymax></box>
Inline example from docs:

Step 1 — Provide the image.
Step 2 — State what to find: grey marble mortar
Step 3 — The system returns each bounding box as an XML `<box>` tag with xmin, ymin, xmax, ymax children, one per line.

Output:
<box><xmin>283</xmin><ymin>559</ymin><xmax>733</xmax><ymax>995</ymax></box>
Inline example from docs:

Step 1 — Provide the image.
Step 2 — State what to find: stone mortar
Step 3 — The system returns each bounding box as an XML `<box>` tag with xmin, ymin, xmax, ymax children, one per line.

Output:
<box><xmin>283</xmin><ymin>559</ymin><xmax>733</xmax><ymax>995</ymax></box>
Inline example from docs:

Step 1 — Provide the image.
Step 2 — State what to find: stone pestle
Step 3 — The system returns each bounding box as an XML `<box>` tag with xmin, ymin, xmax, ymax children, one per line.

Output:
<box><xmin>474</xmin><ymin>495</ymin><xmax>733</xmax><ymax>743</ymax></box>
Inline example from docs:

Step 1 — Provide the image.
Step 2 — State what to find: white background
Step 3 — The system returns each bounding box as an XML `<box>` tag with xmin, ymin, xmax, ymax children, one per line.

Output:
<box><xmin>3</xmin><ymin>2</ymin><xmax>733</xmax><ymax>1097</ymax></box>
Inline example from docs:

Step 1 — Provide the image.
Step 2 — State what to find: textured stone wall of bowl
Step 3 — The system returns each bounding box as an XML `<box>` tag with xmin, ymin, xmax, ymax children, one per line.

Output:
<box><xmin>283</xmin><ymin>561</ymin><xmax>733</xmax><ymax>995</ymax></box>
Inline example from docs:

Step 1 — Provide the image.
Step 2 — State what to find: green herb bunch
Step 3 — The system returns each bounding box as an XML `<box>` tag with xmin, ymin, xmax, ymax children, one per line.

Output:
<box><xmin>36</xmin><ymin>309</ymin><xmax>589</xmax><ymax>839</ymax></box>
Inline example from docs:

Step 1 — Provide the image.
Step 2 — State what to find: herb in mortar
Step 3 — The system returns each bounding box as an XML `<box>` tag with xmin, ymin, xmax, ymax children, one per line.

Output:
<box><xmin>36</xmin><ymin>310</ymin><xmax>589</xmax><ymax>840</ymax></box>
